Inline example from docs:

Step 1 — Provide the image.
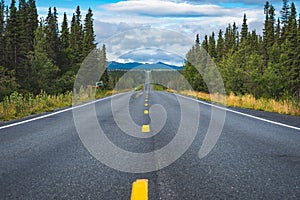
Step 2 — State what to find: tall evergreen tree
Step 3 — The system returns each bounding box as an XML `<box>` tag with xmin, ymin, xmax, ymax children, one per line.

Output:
<box><xmin>5</xmin><ymin>0</ymin><xmax>18</xmax><ymax>71</ymax></box>
<box><xmin>45</xmin><ymin>7</ymin><xmax>59</xmax><ymax>64</ymax></box>
<box><xmin>216</xmin><ymin>30</ymin><xmax>224</xmax><ymax>61</ymax></box>
<box><xmin>280</xmin><ymin>0</ymin><xmax>290</xmax><ymax>40</ymax></box>
<box><xmin>241</xmin><ymin>13</ymin><xmax>248</xmax><ymax>42</ymax></box>
<box><xmin>280</xmin><ymin>0</ymin><xmax>290</xmax><ymax>26</ymax></box>
<box><xmin>30</xmin><ymin>21</ymin><xmax>59</xmax><ymax>94</ymax></box>
<box><xmin>208</xmin><ymin>32</ymin><xmax>216</xmax><ymax>58</ymax></box>
<box><xmin>201</xmin><ymin>35</ymin><xmax>208</xmax><ymax>52</ymax></box>
<box><xmin>58</xmin><ymin>12</ymin><xmax>71</xmax><ymax>74</ymax></box>
<box><xmin>70</xmin><ymin>6</ymin><xmax>83</xmax><ymax>67</ymax></box>
<box><xmin>195</xmin><ymin>33</ymin><xmax>200</xmax><ymax>45</ymax></box>
<box><xmin>82</xmin><ymin>8</ymin><xmax>96</xmax><ymax>58</ymax></box>
<box><xmin>275</xmin><ymin>18</ymin><xmax>281</xmax><ymax>43</ymax></box>
<box><xmin>27</xmin><ymin>0</ymin><xmax>38</xmax><ymax>49</ymax></box>
<box><xmin>60</xmin><ymin>12</ymin><xmax>69</xmax><ymax>50</ymax></box>
<box><xmin>0</xmin><ymin>0</ymin><xmax>5</xmax><ymax>66</ymax></box>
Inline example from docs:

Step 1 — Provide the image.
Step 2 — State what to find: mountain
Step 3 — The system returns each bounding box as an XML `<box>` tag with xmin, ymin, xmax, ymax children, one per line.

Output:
<box><xmin>107</xmin><ymin>61</ymin><xmax>183</xmax><ymax>70</ymax></box>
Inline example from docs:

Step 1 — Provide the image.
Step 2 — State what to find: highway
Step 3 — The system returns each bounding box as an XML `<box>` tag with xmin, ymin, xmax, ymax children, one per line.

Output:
<box><xmin>1</xmin><ymin>85</ymin><xmax>300</xmax><ymax>199</ymax></box>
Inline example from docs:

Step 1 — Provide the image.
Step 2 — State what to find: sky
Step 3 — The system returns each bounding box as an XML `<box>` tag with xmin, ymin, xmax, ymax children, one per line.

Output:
<box><xmin>24</xmin><ymin>0</ymin><xmax>300</xmax><ymax>64</ymax></box>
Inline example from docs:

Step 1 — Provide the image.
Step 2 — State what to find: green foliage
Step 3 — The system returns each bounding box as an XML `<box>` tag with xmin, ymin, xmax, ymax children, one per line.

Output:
<box><xmin>184</xmin><ymin>0</ymin><xmax>300</xmax><ymax>106</ymax></box>
<box><xmin>0</xmin><ymin>91</ymin><xmax>72</xmax><ymax>121</ymax></box>
<box><xmin>30</xmin><ymin>21</ymin><xmax>59</xmax><ymax>94</ymax></box>
<box><xmin>0</xmin><ymin>66</ymin><xmax>18</xmax><ymax>100</ymax></box>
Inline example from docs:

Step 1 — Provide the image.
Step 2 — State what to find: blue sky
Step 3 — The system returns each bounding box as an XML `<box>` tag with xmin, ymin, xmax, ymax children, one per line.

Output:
<box><xmin>17</xmin><ymin>0</ymin><xmax>300</xmax><ymax>63</ymax></box>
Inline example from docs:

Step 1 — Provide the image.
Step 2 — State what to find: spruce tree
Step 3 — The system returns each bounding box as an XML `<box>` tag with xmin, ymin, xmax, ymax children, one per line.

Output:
<box><xmin>208</xmin><ymin>32</ymin><xmax>216</xmax><ymax>59</ymax></box>
<box><xmin>280</xmin><ymin>0</ymin><xmax>290</xmax><ymax>41</ymax></box>
<box><xmin>241</xmin><ymin>13</ymin><xmax>248</xmax><ymax>42</ymax></box>
<box><xmin>70</xmin><ymin>6</ymin><xmax>83</xmax><ymax>67</ymax></box>
<box><xmin>201</xmin><ymin>35</ymin><xmax>208</xmax><ymax>52</ymax></box>
<box><xmin>5</xmin><ymin>0</ymin><xmax>18</xmax><ymax>71</ymax></box>
<box><xmin>82</xmin><ymin>8</ymin><xmax>96</xmax><ymax>58</ymax></box>
<box><xmin>30</xmin><ymin>21</ymin><xmax>59</xmax><ymax>94</ymax></box>
<box><xmin>216</xmin><ymin>30</ymin><xmax>224</xmax><ymax>61</ymax></box>
<box><xmin>275</xmin><ymin>18</ymin><xmax>281</xmax><ymax>43</ymax></box>
<box><xmin>280</xmin><ymin>0</ymin><xmax>290</xmax><ymax>26</ymax></box>
<box><xmin>0</xmin><ymin>0</ymin><xmax>5</xmax><ymax>66</ymax></box>
<box><xmin>61</xmin><ymin>12</ymin><xmax>69</xmax><ymax>50</ymax></box>
<box><xmin>45</xmin><ymin>7</ymin><xmax>59</xmax><ymax>64</ymax></box>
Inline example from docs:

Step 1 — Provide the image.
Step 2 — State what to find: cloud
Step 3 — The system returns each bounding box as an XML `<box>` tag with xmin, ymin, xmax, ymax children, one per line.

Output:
<box><xmin>177</xmin><ymin>0</ymin><xmax>282</xmax><ymax>5</ymax></box>
<box><xmin>39</xmin><ymin>0</ymin><xmax>275</xmax><ymax>63</ymax></box>
<box><xmin>102</xmin><ymin>28</ymin><xmax>194</xmax><ymax>62</ymax></box>
<box><xmin>117</xmin><ymin>48</ymin><xmax>185</xmax><ymax>66</ymax></box>
<box><xmin>101</xmin><ymin>0</ymin><xmax>247</xmax><ymax>17</ymax></box>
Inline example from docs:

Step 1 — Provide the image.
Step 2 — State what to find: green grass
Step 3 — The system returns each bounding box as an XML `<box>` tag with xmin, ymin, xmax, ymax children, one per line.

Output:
<box><xmin>0</xmin><ymin>89</ymin><xmax>112</xmax><ymax>122</ymax></box>
<box><xmin>151</xmin><ymin>84</ymin><xmax>168</xmax><ymax>91</ymax></box>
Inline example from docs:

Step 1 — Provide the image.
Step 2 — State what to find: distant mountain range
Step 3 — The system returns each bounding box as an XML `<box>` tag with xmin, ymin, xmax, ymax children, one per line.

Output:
<box><xmin>107</xmin><ymin>61</ymin><xmax>183</xmax><ymax>70</ymax></box>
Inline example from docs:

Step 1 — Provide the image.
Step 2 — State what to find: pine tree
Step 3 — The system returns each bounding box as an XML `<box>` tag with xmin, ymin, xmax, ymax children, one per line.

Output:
<box><xmin>263</xmin><ymin>2</ymin><xmax>275</xmax><ymax>68</ymax></box>
<box><xmin>232</xmin><ymin>22</ymin><xmax>238</xmax><ymax>51</ymax></box>
<box><xmin>61</xmin><ymin>12</ymin><xmax>69</xmax><ymax>50</ymax></box>
<box><xmin>45</xmin><ymin>7</ymin><xmax>59</xmax><ymax>64</ymax></box>
<box><xmin>70</xmin><ymin>6</ymin><xmax>83</xmax><ymax>67</ymax></box>
<box><xmin>27</xmin><ymin>0</ymin><xmax>38</xmax><ymax>51</ymax></box>
<box><xmin>195</xmin><ymin>33</ymin><xmax>200</xmax><ymax>45</ymax></box>
<box><xmin>275</xmin><ymin>18</ymin><xmax>281</xmax><ymax>43</ymax></box>
<box><xmin>280</xmin><ymin>0</ymin><xmax>290</xmax><ymax>41</ymax></box>
<box><xmin>0</xmin><ymin>0</ymin><xmax>5</xmax><ymax>66</ymax></box>
<box><xmin>216</xmin><ymin>29</ymin><xmax>224</xmax><ymax>61</ymax></box>
<box><xmin>282</xmin><ymin>2</ymin><xmax>298</xmax><ymax>97</ymax></box>
<box><xmin>30</xmin><ymin>21</ymin><xmax>59</xmax><ymax>94</ymax></box>
<box><xmin>224</xmin><ymin>24</ymin><xmax>232</xmax><ymax>54</ymax></box>
<box><xmin>5</xmin><ymin>0</ymin><xmax>18</xmax><ymax>71</ymax></box>
<box><xmin>82</xmin><ymin>8</ymin><xmax>96</xmax><ymax>58</ymax></box>
<box><xmin>208</xmin><ymin>32</ymin><xmax>216</xmax><ymax>58</ymax></box>
<box><xmin>241</xmin><ymin>13</ymin><xmax>248</xmax><ymax>42</ymax></box>
<box><xmin>100</xmin><ymin>44</ymin><xmax>109</xmax><ymax>88</ymax></box>
<box><xmin>280</xmin><ymin>0</ymin><xmax>290</xmax><ymax>27</ymax></box>
<box><xmin>201</xmin><ymin>35</ymin><xmax>208</xmax><ymax>52</ymax></box>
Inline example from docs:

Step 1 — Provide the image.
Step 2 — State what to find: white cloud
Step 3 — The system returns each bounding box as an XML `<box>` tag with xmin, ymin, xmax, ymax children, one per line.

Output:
<box><xmin>40</xmin><ymin>0</ymin><xmax>268</xmax><ymax>63</ymax></box>
<box><xmin>101</xmin><ymin>0</ymin><xmax>245</xmax><ymax>17</ymax></box>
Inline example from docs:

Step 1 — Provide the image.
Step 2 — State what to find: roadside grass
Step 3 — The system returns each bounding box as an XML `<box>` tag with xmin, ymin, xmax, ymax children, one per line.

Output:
<box><xmin>151</xmin><ymin>84</ymin><xmax>168</xmax><ymax>91</ymax></box>
<box><xmin>1</xmin><ymin>87</ymin><xmax>299</xmax><ymax>122</ymax></box>
<box><xmin>0</xmin><ymin>89</ymin><xmax>112</xmax><ymax>122</ymax></box>
<box><xmin>180</xmin><ymin>90</ymin><xmax>300</xmax><ymax>116</ymax></box>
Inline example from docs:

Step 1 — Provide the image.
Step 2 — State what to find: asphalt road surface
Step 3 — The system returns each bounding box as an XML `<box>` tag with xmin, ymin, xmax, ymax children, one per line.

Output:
<box><xmin>1</xmin><ymin>86</ymin><xmax>300</xmax><ymax>199</ymax></box>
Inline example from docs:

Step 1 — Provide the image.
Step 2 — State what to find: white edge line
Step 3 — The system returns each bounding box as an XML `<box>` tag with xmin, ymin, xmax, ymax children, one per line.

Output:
<box><xmin>176</xmin><ymin>94</ymin><xmax>300</xmax><ymax>131</ymax></box>
<box><xmin>1</xmin><ymin>92</ymin><xmax>299</xmax><ymax>131</ymax></box>
<box><xmin>0</xmin><ymin>92</ymin><xmax>127</xmax><ymax>130</ymax></box>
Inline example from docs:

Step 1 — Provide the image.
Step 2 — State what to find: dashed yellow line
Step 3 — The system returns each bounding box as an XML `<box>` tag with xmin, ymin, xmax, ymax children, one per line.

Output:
<box><xmin>144</xmin><ymin>103</ymin><xmax>148</xmax><ymax>107</ymax></box>
<box><xmin>144</xmin><ymin>110</ymin><xmax>149</xmax><ymax>115</ymax></box>
<box><xmin>142</xmin><ymin>125</ymin><xmax>150</xmax><ymax>132</ymax></box>
<box><xmin>131</xmin><ymin>179</ymin><xmax>148</xmax><ymax>200</ymax></box>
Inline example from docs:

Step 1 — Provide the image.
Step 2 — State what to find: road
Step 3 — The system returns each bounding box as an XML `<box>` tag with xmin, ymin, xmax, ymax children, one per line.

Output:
<box><xmin>0</xmin><ymin>85</ymin><xmax>300</xmax><ymax>199</ymax></box>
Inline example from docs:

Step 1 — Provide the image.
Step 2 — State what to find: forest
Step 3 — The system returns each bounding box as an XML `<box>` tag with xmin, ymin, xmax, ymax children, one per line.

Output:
<box><xmin>183</xmin><ymin>0</ymin><xmax>300</xmax><ymax>103</ymax></box>
<box><xmin>0</xmin><ymin>0</ymin><xmax>109</xmax><ymax>100</ymax></box>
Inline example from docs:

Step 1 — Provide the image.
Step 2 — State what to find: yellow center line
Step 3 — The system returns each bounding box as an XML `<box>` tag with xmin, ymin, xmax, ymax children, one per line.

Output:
<box><xmin>142</xmin><ymin>125</ymin><xmax>150</xmax><ymax>132</ymax></box>
<box><xmin>144</xmin><ymin>110</ymin><xmax>149</xmax><ymax>115</ymax></box>
<box><xmin>144</xmin><ymin>103</ymin><xmax>148</xmax><ymax>107</ymax></box>
<box><xmin>131</xmin><ymin>179</ymin><xmax>148</xmax><ymax>200</ymax></box>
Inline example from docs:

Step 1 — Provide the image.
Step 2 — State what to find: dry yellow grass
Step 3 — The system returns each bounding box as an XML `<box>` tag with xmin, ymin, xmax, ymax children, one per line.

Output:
<box><xmin>180</xmin><ymin>90</ymin><xmax>300</xmax><ymax>116</ymax></box>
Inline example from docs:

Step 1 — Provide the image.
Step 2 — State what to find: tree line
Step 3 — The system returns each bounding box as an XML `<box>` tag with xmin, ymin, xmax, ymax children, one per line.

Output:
<box><xmin>184</xmin><ymin>0</ymin><xmax>300</xmax><ymax>102</ymax></box>
<box><xmin>0</xmin><ymin>0</ymin><xmax>107</xmax><ymax>100</ymax></box>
